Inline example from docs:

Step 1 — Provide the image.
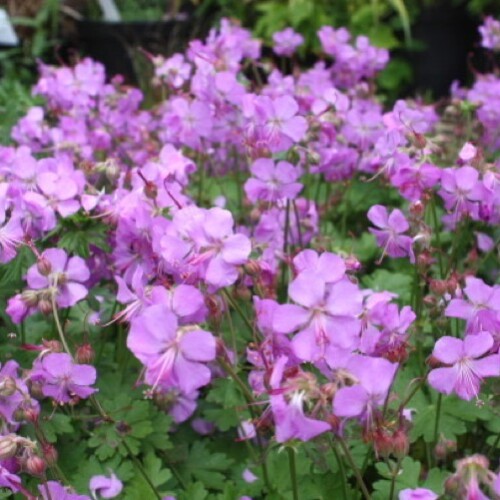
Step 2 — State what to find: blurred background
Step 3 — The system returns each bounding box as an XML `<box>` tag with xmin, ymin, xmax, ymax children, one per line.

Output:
<box><xmin>1</xmin><ymin>0</ymin><xmax>500</xmax><ymax>104</ymax></box>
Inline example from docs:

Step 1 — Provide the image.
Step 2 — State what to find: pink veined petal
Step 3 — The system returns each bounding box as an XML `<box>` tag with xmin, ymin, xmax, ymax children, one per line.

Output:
<box><xmin>472</xmin><ymin>354</ymin><xmax>500</xmax><ymax>378</ymax></box>
<box><xmin>273</xmin><ymin>304</ymin><xmax>310</xmax><ymax>334</ymax></box>
<box><xmin>221</xmin><ymin>233</ymin><xmax>251</xmax><ymax>264</ymax></box>
<box><xmin>250</xmin><ymin>158</ymin><xmax>274</xmax><ymax>181</ymax></box>
<box><xmin>317</xmin><ymin>252</ymin><xmax>346</xmax><ymax>282</ymax></box>
<box><xmin>42</xmin><ymin>248</ymin><xmax>68</xmax><ymax>272</ymax></box>
<box><xmin>352</xmin><ymin>357</ymin><xmax>398</xmax><ymax>395</ymax></box>
<box><xmin>387</xmin><ymin>209</ymin><xmax>409</xmax><ymax>233</ymax></box>
<box><xmin>293</xmin><ymin>249</ymin><xmax>318</xmax><ymax>274</ymax></box>
<box><xmin>288</xmin><ymin>274</ymin><xmax>325</xmax><ymax>308</ymax></box>
<box><xmin>445</xmin><ymin>299</ymin><xmax>474</xmax><ymax>320</ymax></box>
<box><xmin>115</xmin><ymin>276</ymin><xmax>137</xmax><ymax>304</ymax></box>
<box><xmin>204</xmin><ymin>256</ymin><xmax>239</xmax><ymax>288</ymax></box>
<box><xmin>65</xmin><ymin>256</ymin><xmax>90</xmax><ymax>282</ymax></box>
<box><xmin>172</xmin><ymin>285</ymin><xmax>205</xmax><ymax>318</ymax></box>
<box><xmin>326</xmin><ymin>280</ymin><xmax>363</xmax><ymax>317</ymax></box>
<box><xmin>463</xmin><ymin>332</ymin><xmax>494</xmax><ymax>358</ymax></box>
<box><xmin>333</xmin><ymin>385</ymin><xmax>368</xmax><ymax>417</ymax></box>
<box><xmin>42</xmin><ymin>353</ymin><xmax>73</xmax><ymax>378</ymax></box>
<box><xmin>37</xmin><ymin>172</ymin><xmax>58</xmax><ymax>196</ymax></box>
<box><xmin>455</xmin><ymin>166</ymin><xmax>479</xmax><ymax>192</ymax></box>
<box><xmin>173</xmin><ymin>356</ymin><xmax>212</xmax><ymax>393</ymax></box>
<box><xmin>26</xmin><ymin>267</ymin><xmax>48</xmax><ymax>289</ymax></box>
<box><xmin>70</xmin><ymin>364</ymin><xmax>97</xmax><ymax>386</ymax></box>
<box><xmin>55</xmin><ymin>177</ymin><xmax>78</xmax><ymax>200</ymax></box>
<box><xmin>291</xmin><ymin>327</ymin><xmax>319</xmax><ymax>362</ymax></box>
<box><xmin>464</xmin><ymin>276</ymin><xmax>494</xmax><ymax>305</ymax></box>
<box><xmin>428</xmin><ymin>367</ymin><xmax>458</xmax><ymax>395</ymax></box>
<box><xmin>57</xmin><ymin>282</ymin><xmax>88</xmax><ymax>307</ymax></box>
<box><xmin>281</xmin><ymin>115</ymin><xmax>307</xmax><ymax>142</ymax></box>
<box><xmin>203</xmin><ymin>207</ymin><xmax>234</xmax><ymax>240</ymax></box>
<box><xmin>431</xmin><ymin>336</ymin><xmax>464</xmax><ymax>364</ymax></box>
<box><xmin>57</xmin><ymin>199</ymin><xmax>80</xmax><ymax>217</ymax></box>
<box><xmin>367</xmin><ymin>205</ymin><xmax>389</xmax><ymax>229</ymax></box>
<box><xmin>274</xmin><ymin>95</ymin><xmax>299</xmax><ymax>120</ymax></box>
<box><xmin>179</xmin><ymin>329</ymin><xmax>216</xmax><ymax>362</ymax></box>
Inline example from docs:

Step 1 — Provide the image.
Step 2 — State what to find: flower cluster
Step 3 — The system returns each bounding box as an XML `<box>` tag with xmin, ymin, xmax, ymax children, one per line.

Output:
<box><xmin>0</xmin><ymin>14</ymin><xmax>498</xmax><ymax>500</ymax></box>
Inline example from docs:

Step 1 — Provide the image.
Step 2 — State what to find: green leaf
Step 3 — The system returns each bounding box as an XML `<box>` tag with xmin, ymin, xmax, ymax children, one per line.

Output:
<box><xmin>362</xmin><ymin>269</ymin><xmax>413</xmax><ymax>304</ymax></box>
<box><xmin>41</xmin><ymin>413</ymin><xmax>74</xmax><ymax>443</ymax></box>
<box><xmin>373</xmin><ymin>457</ymin><xmax>420</xmax><ymax>499</ymax></box>
<box><xmin>178</xmin><ymin>441</ymin><xmax>234</xmax><ymax>491</ymax></box>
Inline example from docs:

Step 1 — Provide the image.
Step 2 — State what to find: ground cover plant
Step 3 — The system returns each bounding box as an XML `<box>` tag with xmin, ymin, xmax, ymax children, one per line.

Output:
<box><xmin>0</xmin><ymin>15</ymin><xmax>499</xmax><ymax>500</ymax></box>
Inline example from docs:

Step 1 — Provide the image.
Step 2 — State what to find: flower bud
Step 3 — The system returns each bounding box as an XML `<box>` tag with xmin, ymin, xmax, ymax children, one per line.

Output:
<box><xmin>430</xmin><ymin>279</ymin><xmax>447</xmax><ymax>295</ymax></box>
<box><xmin>244</xmin><ymin>260</ymin><xmax>261</xmax><ymax>277</ymax></box>
<box><xmin>43</xmin><ymin>340</ymin><xmax>63</xmax><ymax>353</ymax></box>
<box><xmin>21</xmin><ymin>290</ymin><xmax>39</xmax><ymax>307</ymax></box>
<box><xmin>25</xmin><ymin>455</ymin><xmax>46</xmax><ymax>476</ymax></box>
<box><xmin>144</xmin><ymin>181</ymin><xmax>157</xmax><ymax>200</ymax></box>
<box><xmin>435</xmin><ymin>436</ymin><xmax>456</xmax><ymax>460</ymax></box>
<box><xmin>38</xmin><ymin>299</ymin><xmax>52</xmax><ymax>316</ymax></box>
<box><xmin>392</xmin><ymin>429</ymin><xmax>409</xmax><ymax>459</ymax></box>
<box><xmin>36</xmin><ymin>257</ymin><xmax>52</xmax><ymax>276</ymax></box>
<box><xmin>42</xmin><ymin>443</ymin><xmax>58</xmax><ymax>466</ymax></box>
<box><xmin>0</xmin><ymin>435</ymin><xmax>18</xmax><ymax>459</ymax></box>
<box><xmin>0</xmin><ymin>376</ymin><xmax>17</xmax><ymax>397</ymax></box>
<box><xmin>75</xmin><ymin>343</ymin><xmax>95</xmax><ymax>364</ymax></box>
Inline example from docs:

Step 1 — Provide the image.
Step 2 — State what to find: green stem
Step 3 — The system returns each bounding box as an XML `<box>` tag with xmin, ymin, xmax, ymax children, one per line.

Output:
<box><xmin>51</xmin><ymin>291</ymin><xmax>72</xmax><ymax>357</ymax></box>
<box><xmin>388</xmin><ymin>459</ymin><xmax>401</xmax><ymax>500</ymax></box>
<box><xmin>398</xmin><ymin>374</ymin><xmax>428</xmax><ymax>411</ymax></box>
<box><xmin>433</xmin><ymin>393</ymin><xmax>443</xmax><ymax>451</ymax></box>
<box><xmin>122</xmin><ymin>440</ymin><xmax>162</xmax><ymax>500</ymax></box>
<box><xmin>429</xmin><ymin>196</ymin><xmax>445</xmax><ymax>278</ymax></box>
<box><xmin>287</xmin><ymin>447</ymin><xmax>299</xmax><ymax>500</ymax></box>
<box><xmin>222</xmin><ymin>289</ymin><xmax>255</xmax><ymax>338</ymax></box>
<box><xmin>338</xmin><ymin>436</ymin><xmax>371</xmax><ymax>500</ymax></box>
<box><xmin>329</xmin><ymin>437</ymin><xmax>348</xmax><ymax>500</ymax></box>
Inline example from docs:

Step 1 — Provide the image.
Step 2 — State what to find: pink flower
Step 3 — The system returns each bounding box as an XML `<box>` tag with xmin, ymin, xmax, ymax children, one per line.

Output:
<box><xmin>26</xmin><ymin>248</ymin><xmax>90</xmax><ymax>308</ymax></box>
<box><xmin>32</xmin><ymin>353</ymin><xmax>97</xmax><ymax>404</ymax></box>
<box><xmin>367</xmin><ymin>205</ymin><xmax>415</xmax><ymax>263</ymax></box>
<box><xmin>127</xmin><ymin>304</ymin><xmax>216</xmax><ymax>394</ymax></box>
<box><xmin>272</xmin><ymin>28</ymin><xmax>304</xmax><ymax>57</ymax></box>
<box><xmin>428</xmin><ymin>332</ymin><xmax>500</xmax><ymax>400</ymax></box>
<box><xmin>89</xmin><ymin>472</ymin><xmax>123</xmax><ymax>498</ymax></box>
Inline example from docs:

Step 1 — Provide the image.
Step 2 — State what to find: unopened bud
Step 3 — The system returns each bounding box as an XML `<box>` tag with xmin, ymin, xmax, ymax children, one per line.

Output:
<box><xmin>38</xmin><ymin>299</ymin><xmax>52</xmax><ymax>315</ymax></box>
<box><xmin>42</xmin><ymin>443</ymin><xmax>58</xmax><ymax>466</ymax></box>
<box><xmin>144</xmin><ymin>182</ymin><xmax>157</xmax><ymax>200</ymax></box>
<box><xmin>75</xmin><ymin>343</ymin><xmax>95</xmax><ymax>364</ymax></box>
<box><xmin>435</xmin><ymin>437</ymin><xmax>457</xmax><ymax>460</ymax></box>
<box><xmin>410</xmin><ymin>132</ymin><xmax>427</xmax><ymax>149</ymax></box>
<box><xmin>244</xmin><ymin>260</ymin><xmax>261</xmax><ymax>276</ymax></box>
<box><xmin>409</xmin><ymin>200</ymin><xmax>425</xmax><ymax>216</ymax></box>
<box><xmin>36</xmin><ymin>257</ymin><xmax>52</xmax><ymax>276</ymax></box>
<box><xmin>430</xmin><ymin>279</ymin><xmax>448</xmax><ymax>295</ymax></box>
<box><xmin>43</xmin><ymin>340</ymin><xmax>63</xmax><ymax>353</ymax></box>
<box><xmin>21</xmin><ymin>290</ymin><xmax>39</xmax><ymax>307</ymax></box>
<box><xmin>392</xmin><ymin>429</ymin><xmax>409</xmax><ymax>459</ymax></box>
<box><xmin>0</xmin><ymin>376</ymin><xmax>17</xmax><ymax>397</ymax></box>
<box><xmin>25</xmin><ymin>455</ymin><xmax>46</xmax><ymax>476</ymax></box>
<box><xmin>0</xmin><ymin>435</ymin><xmax>18</xmax><ymax>459</ymax></box>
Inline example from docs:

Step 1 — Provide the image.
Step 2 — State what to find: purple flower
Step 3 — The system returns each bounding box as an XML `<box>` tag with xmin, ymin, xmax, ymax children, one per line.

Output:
<box><xmin>428</xmin><ymin>332</ymin><xmax>500</xmax><ymax>400</ymax></box>
<box><xmin>39</xmin><ymin>480</ymin><xmax>90</xmax><ymax>500</ymax></box>
<box><xmin>272</xmin><ymin>28</ymin><xmax>304</xmax><ymax>57</ymax></box>
<box><xmin>127</xmin><ymin>304</ymin><xmax>216</xmax><ymax>394</ymax></box>
<box><xmin>367</xmin><ymin>205</ymin><xmax>415</xmax><ymax>263</ymax></box>
<box><xmin>399</xmin><ymin>488</ymin><xmax>438</xmax><ymax>500</ymax></box>
<box><xmin>32</xmin><ymin>353</ymin><xmax>97</xmax><ymax>404</ymax></box>
<box><xmin>273</xmin><ymin>275</ymin><xmax>363</xmax><ymax>361</ymax></box>
<box><xmin>479</xmin><ymin>16</ymin><xmax>500</xmax><ymax>51</ymax></box>
<box><xmin>333</xmin><ymin>356</ymin><xmax>398</xmax><ymax>420</ymax></box>
<box><xmin>26</xmin><ymin>248</ymin><xmax>90</xmax><ymax>308</ymax></box>
<box><xmin>244</xmin><ymin>158</ymin><xmax>302</xmax><ymax>203</ymax></box>
<box><xmin>0</xmin><ymin>209</ymin><xmax>23</xmax><ymax>264</ymax></box>
<box><xmin>445</xmin><ymin>277</ymin><xmax>500</xmax><ymax>335</ymax></box>
<box><xmin>271</xmin><ymin>391</ymin><xmax>331</xmax><ymax>443</ymax></box>
<box><xmin>89</xmin><ymin>472</ymin><xmax>123</xmax><ymax>499</ymax></box>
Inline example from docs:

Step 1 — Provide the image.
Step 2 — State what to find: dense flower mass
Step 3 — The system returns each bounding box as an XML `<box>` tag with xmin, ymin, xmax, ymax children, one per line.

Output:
<box><xmin>0</xmin><ymin>15</ymin><xmax>498</xmax><ymax>500</ymax></box>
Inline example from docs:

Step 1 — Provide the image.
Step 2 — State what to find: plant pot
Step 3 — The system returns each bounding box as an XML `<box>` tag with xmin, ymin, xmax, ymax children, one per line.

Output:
<box><xmin>74</xmin><ymin>16</ymin><xmax>194</xmax><ymax>83</ymax></box>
